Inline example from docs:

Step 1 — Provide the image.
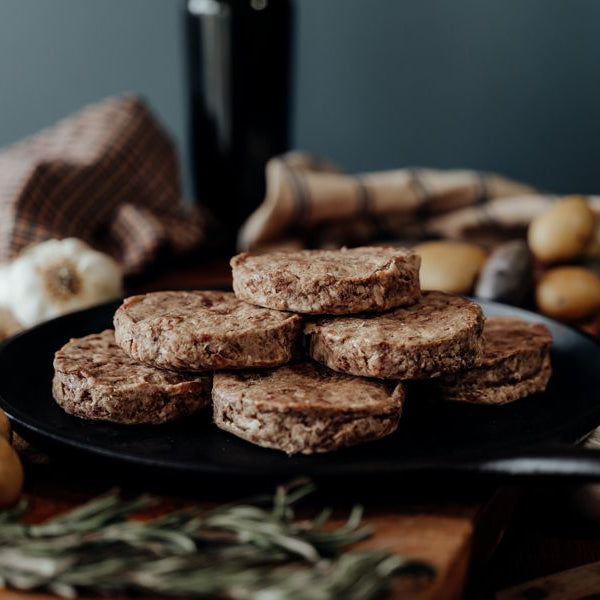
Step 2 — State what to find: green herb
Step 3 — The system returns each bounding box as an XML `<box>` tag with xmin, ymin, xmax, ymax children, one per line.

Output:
<box><xmin>0</xmin><ymin>479</ymin><xmax>434</xmax><ymax>598</ymax></box>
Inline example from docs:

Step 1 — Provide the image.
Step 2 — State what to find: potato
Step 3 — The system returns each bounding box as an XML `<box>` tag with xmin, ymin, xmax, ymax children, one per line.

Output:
<box><xmin>0</xmin><ymin>437</ymin><xmax>23</xmax><ymax>507</ymax></box>
<box><xmin>528</xmin><ymin>196</ymin><xmax>595</xmax><ymax>263</ymax></box>
<box><xmin>536</xmin><ymin>266</ymin><xmax>600</xmax><ymax>321</ymax></box>
<box><xmin>414</xmin><ymin>241</ymin><xmax>487</xmax><ymax>294</ymax></box>
<box><xmin>475</xmin><ymin>240</ymin><xmax>533</xmax><ymax>305</ymax></box>
<box><xmin>0</xmin><ymin>409</ymin><xmax>11</xmax><ymax>442</ymax></box>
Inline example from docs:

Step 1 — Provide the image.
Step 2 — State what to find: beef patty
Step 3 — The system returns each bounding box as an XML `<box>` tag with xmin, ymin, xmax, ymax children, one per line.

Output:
<box><xmin>212</xmin><ymin>361</ymin><xmax>404</xmax><ymax>455</ymax></box>
<box><xmin>114</xmin><ymin>291</ymin><xmax>302</xmax><ymax>371</ymax></box>
<box><xmin>438</xmin><ymin>316</ymin><xmax>553</xmax><ymax>404</ymax></box>
<box><xmin>53</xmin><ymin>330</ymin><xmax>211</xmax><ymax>424</ymax></box>
<box><xmin>231</xmin><ymin>246</ymin><xmax>421</xmax><ymax>314</ymax></box>
<box><xmin>305</xmin><ymin>291</ymin><xmax>484</xmax><ymax>379</ymax></box>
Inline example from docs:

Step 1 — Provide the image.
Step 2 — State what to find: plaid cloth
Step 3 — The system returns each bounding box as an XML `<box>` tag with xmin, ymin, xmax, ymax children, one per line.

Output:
<box><xmin>0</xmin><ymin>96</ymin><xmax>208</xmax><ymax>275</ymax></box>
<box><xmin>239</xmin><ymin>152</ymin><xmax>600</xmax><ymax>250</ymax></box>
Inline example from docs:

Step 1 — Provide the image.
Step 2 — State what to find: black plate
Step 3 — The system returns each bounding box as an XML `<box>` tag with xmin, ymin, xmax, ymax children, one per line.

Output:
<box><xmin>2</xmin><ymin>299</ymin><xmax>600</xmax><ymax>483</ymax></box>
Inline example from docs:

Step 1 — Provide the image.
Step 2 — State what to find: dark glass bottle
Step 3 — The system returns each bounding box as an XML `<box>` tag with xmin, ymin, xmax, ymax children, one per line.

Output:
<box><xmin>185</xmin><ymin>0</ymin><xmax>292</xmax><ymax>245</ymax></box>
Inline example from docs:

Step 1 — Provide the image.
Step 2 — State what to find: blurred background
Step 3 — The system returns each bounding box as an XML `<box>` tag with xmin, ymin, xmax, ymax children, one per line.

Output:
<box><xmin>0</xmin><ymin>0</ymin><xmax>599</xmax><ymax>338</ymax></box>
<box><xmin>2</xmin><ymin>0</ymin><xmax>600</xmax><ymax>195</ymax></box>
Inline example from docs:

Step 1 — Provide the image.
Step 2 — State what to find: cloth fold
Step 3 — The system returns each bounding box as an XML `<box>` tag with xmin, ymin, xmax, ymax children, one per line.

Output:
<box><xmin>5</xmin><ymin>97</ymin><xmax>599</xmax><ymax>270</ymax></box>
<box><xmin>0</xmin><ymin>96</ymin><xmax>208</xmax><ymax>275</ymax></box>
<box><xmin>239</xmin><ymin>152</ymin><xmax>600</xmax><ymax>251</ymax></box>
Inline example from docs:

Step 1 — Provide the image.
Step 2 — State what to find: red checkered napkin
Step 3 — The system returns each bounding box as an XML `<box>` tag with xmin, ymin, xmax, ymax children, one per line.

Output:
<box><xmin>0</xmin><ymin>95</ymin><xmax>208</xmax><ymax>275</ymax></box>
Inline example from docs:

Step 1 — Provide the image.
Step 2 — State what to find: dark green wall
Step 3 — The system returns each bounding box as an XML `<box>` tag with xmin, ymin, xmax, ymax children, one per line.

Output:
<box><xmin>293</xmin><ymin>0</ymin><xmax>600</xmax><ymax>193</ymax></box>
<box><xmin>1</xmin><ymin>0</ymin><xmax>600</xmax><ymax>194</ymax></box>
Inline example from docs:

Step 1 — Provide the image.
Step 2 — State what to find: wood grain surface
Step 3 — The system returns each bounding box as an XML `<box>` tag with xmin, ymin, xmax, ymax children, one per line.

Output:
<box><xmin>497</xmin><ymin>560</ymin><xmax>600</xmax><ymax>600</ymax></box>
<box><xmin>0</xmin><ymin>459</ymin><xmax>517</xmax><ymax>600</ymax></box>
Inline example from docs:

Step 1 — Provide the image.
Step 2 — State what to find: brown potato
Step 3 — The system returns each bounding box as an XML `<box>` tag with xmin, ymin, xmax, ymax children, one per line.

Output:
<box><xmin>536</xmin><ymin>266</ymin><xmax>600</xmax><ymax>321</ymax></box>
<box><xmin>0</xmin><ymin>409</ymin><xmax>11</xmax><ymax>443</ymax></box>
<box><xmin>475</xmin><ymin>240</ymin><xmax>533</xmax><ymax>305</ymax></box>
<box><xmin>0</xmin><ymin>437</ymin><xmax>23</xmax><ymax>507</ymax></box>
<box><xmin>528</xmin><ymin>196</ymin><xmax>596</xmax><ymax>263</ymax></box>
<box><xmin>415</xmin><ymin>241</ymin><xmax>487</xmax><ymax>294</ymax></box>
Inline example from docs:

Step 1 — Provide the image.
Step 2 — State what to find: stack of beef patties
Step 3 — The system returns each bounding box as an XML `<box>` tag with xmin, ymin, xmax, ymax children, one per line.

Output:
<box><xmin>52</xmin><ymin>246</ymin><xmax>553</xmax><ymax>455</ymax></box>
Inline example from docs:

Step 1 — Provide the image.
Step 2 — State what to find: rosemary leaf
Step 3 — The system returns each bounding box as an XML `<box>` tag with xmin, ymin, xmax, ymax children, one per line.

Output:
<box><xmin>27</xmin><ymin>492</ymin><xmax>156</xmax><ymax>537</ymax></box>
<box><xmin>0</xmin><ymin>480</ymin><xmax>434</xmax><ymax>599</ymax></box>
<box><xmin>47</xmin><ymin>581</ymin><xmax>77</xmax><ymax>599</ymax></box>
<box><xmin>0</xmin><ymin>497</ymin><xmax>29</xmax><ymax>524</ymax></box>
<box><xmin>0</xmin><ymin>548</ymin><xmax>72</xmax><ymax>576</ymax></box>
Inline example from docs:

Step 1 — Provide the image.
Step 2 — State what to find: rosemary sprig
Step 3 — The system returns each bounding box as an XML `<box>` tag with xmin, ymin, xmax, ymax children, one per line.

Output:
<box><xmin>0</xmin><ymin>479</ymin><xmax>434</xmax><ymax>598</ymax></box>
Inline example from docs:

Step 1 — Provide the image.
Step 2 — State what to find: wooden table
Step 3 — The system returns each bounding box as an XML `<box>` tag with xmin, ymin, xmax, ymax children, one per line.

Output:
<box><xmin>5</xmin><ymin>447</ymin><xmax>518</xmax><ymax>600</ymax></box>
<box><xmin>2</xmin><ymin>258</ymin><xmax>595</xmax><ymax>599</ymax></box>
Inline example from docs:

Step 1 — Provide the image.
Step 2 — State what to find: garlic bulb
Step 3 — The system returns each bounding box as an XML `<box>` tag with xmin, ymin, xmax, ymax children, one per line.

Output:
<box><xmin>0</xmin><ymin>307</ymin><xmax>22</xmax><ymax>341</ymax></box>
<box><xmin>4</xmin><ymin>238</ymin><xmax>123</xmax><ymax>327</ymax></box>
<box><xmin>0</xmin><ymin>264</ymin><xmax>10</xmax><ymax>307</ymax></box>
<box><xmin>0</xmin><ymin>265</ymin><xmax>23</xmax><ymax>341</ymax></box>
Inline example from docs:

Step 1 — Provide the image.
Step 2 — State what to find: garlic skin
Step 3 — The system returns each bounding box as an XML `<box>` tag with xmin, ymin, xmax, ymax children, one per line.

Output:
<box><xmin>0</xmin><ymin>307</ymin><xmax>23</xmax><ymax>341</ymax></box>
<box><xmin>0</xmin><ymin>264</ymin><xmax>10</xmax><ymax>307</ymax></box>
<box><xmin>0</xmin><ymin>265</ymin><xmax>24</xmax><ymax>341</ymax></box>
<box><xmin>5</xmin><ymin>239</ymin><xmax>123</xmax><ymax>327</ymax></box>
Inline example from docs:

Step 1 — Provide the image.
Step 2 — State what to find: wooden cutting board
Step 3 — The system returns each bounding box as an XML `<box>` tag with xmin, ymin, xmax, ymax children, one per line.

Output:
<box><xmin>0</xmin><ymin>444</ymin><xmax>518</xmax><ymax>600</ymax></box>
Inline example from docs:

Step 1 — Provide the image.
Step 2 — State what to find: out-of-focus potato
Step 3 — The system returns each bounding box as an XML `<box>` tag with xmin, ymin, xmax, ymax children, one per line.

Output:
<box><xmin>475</xmin><ymin>240</ymin><xmax>533</xmax><ymax>305</ymax></box>
<box><xmin>536</xmin><ymin>266</ymin><xmax>600</xmax><ymax>321</ymax></box>
<box><xmin>0</xmin><ymin>437</ymin><xmax>23</xmax><ymax>508</ymax></box>
<box><xmin>528</xmin><ymin>196</ymin><xmax>595</xmax><ymax>263</ymax></box>
<box><xmin>415</xmin><ymin>241</ymin><xmax>487</xmax><ymax>294</ymax></box>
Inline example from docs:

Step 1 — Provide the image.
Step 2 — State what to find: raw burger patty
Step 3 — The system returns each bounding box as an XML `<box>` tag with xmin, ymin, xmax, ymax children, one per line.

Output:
<box><xmin>231</xmin><ymin>246</ymin><xmax>421</xmax><ymax>314</ymax></box>
<box><xmin>212</xmin><ymin>361</ymin><xmax>404</xmax><ymax>455</ymax></box>
<box><xmin>52</xmin><ymin>330</ymin><xmax>211</xmax><ymax>424</ymax></box>
<box><xmin>439</xmin><ymin>316</ymin><xmax>553</xmax><ymax>404</ymax></box>
<box><xmin>305</xmin><ymin>291</ymin><xmax>484</xmax><ymax>380</ymax></box>
<box><xmin>114</xmin><ymin>291</ymin><xmax>302</xmax><ymax>371</ymax></box>
<box><xmin>439</xmin><ymin>357</ymin><xmax>552</xmax><ymax>405</ymax></box>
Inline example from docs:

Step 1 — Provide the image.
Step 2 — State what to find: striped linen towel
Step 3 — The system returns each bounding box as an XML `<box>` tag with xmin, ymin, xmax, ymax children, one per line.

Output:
<box><xmin>239</xmin><ymin>152</ymin><xmax>600</xmax><ymax>251</ymax></box>
<box><xmin>0</xmin><ymin>95</ymin><xmax>208</xmax><ymax>275</ymax></box>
